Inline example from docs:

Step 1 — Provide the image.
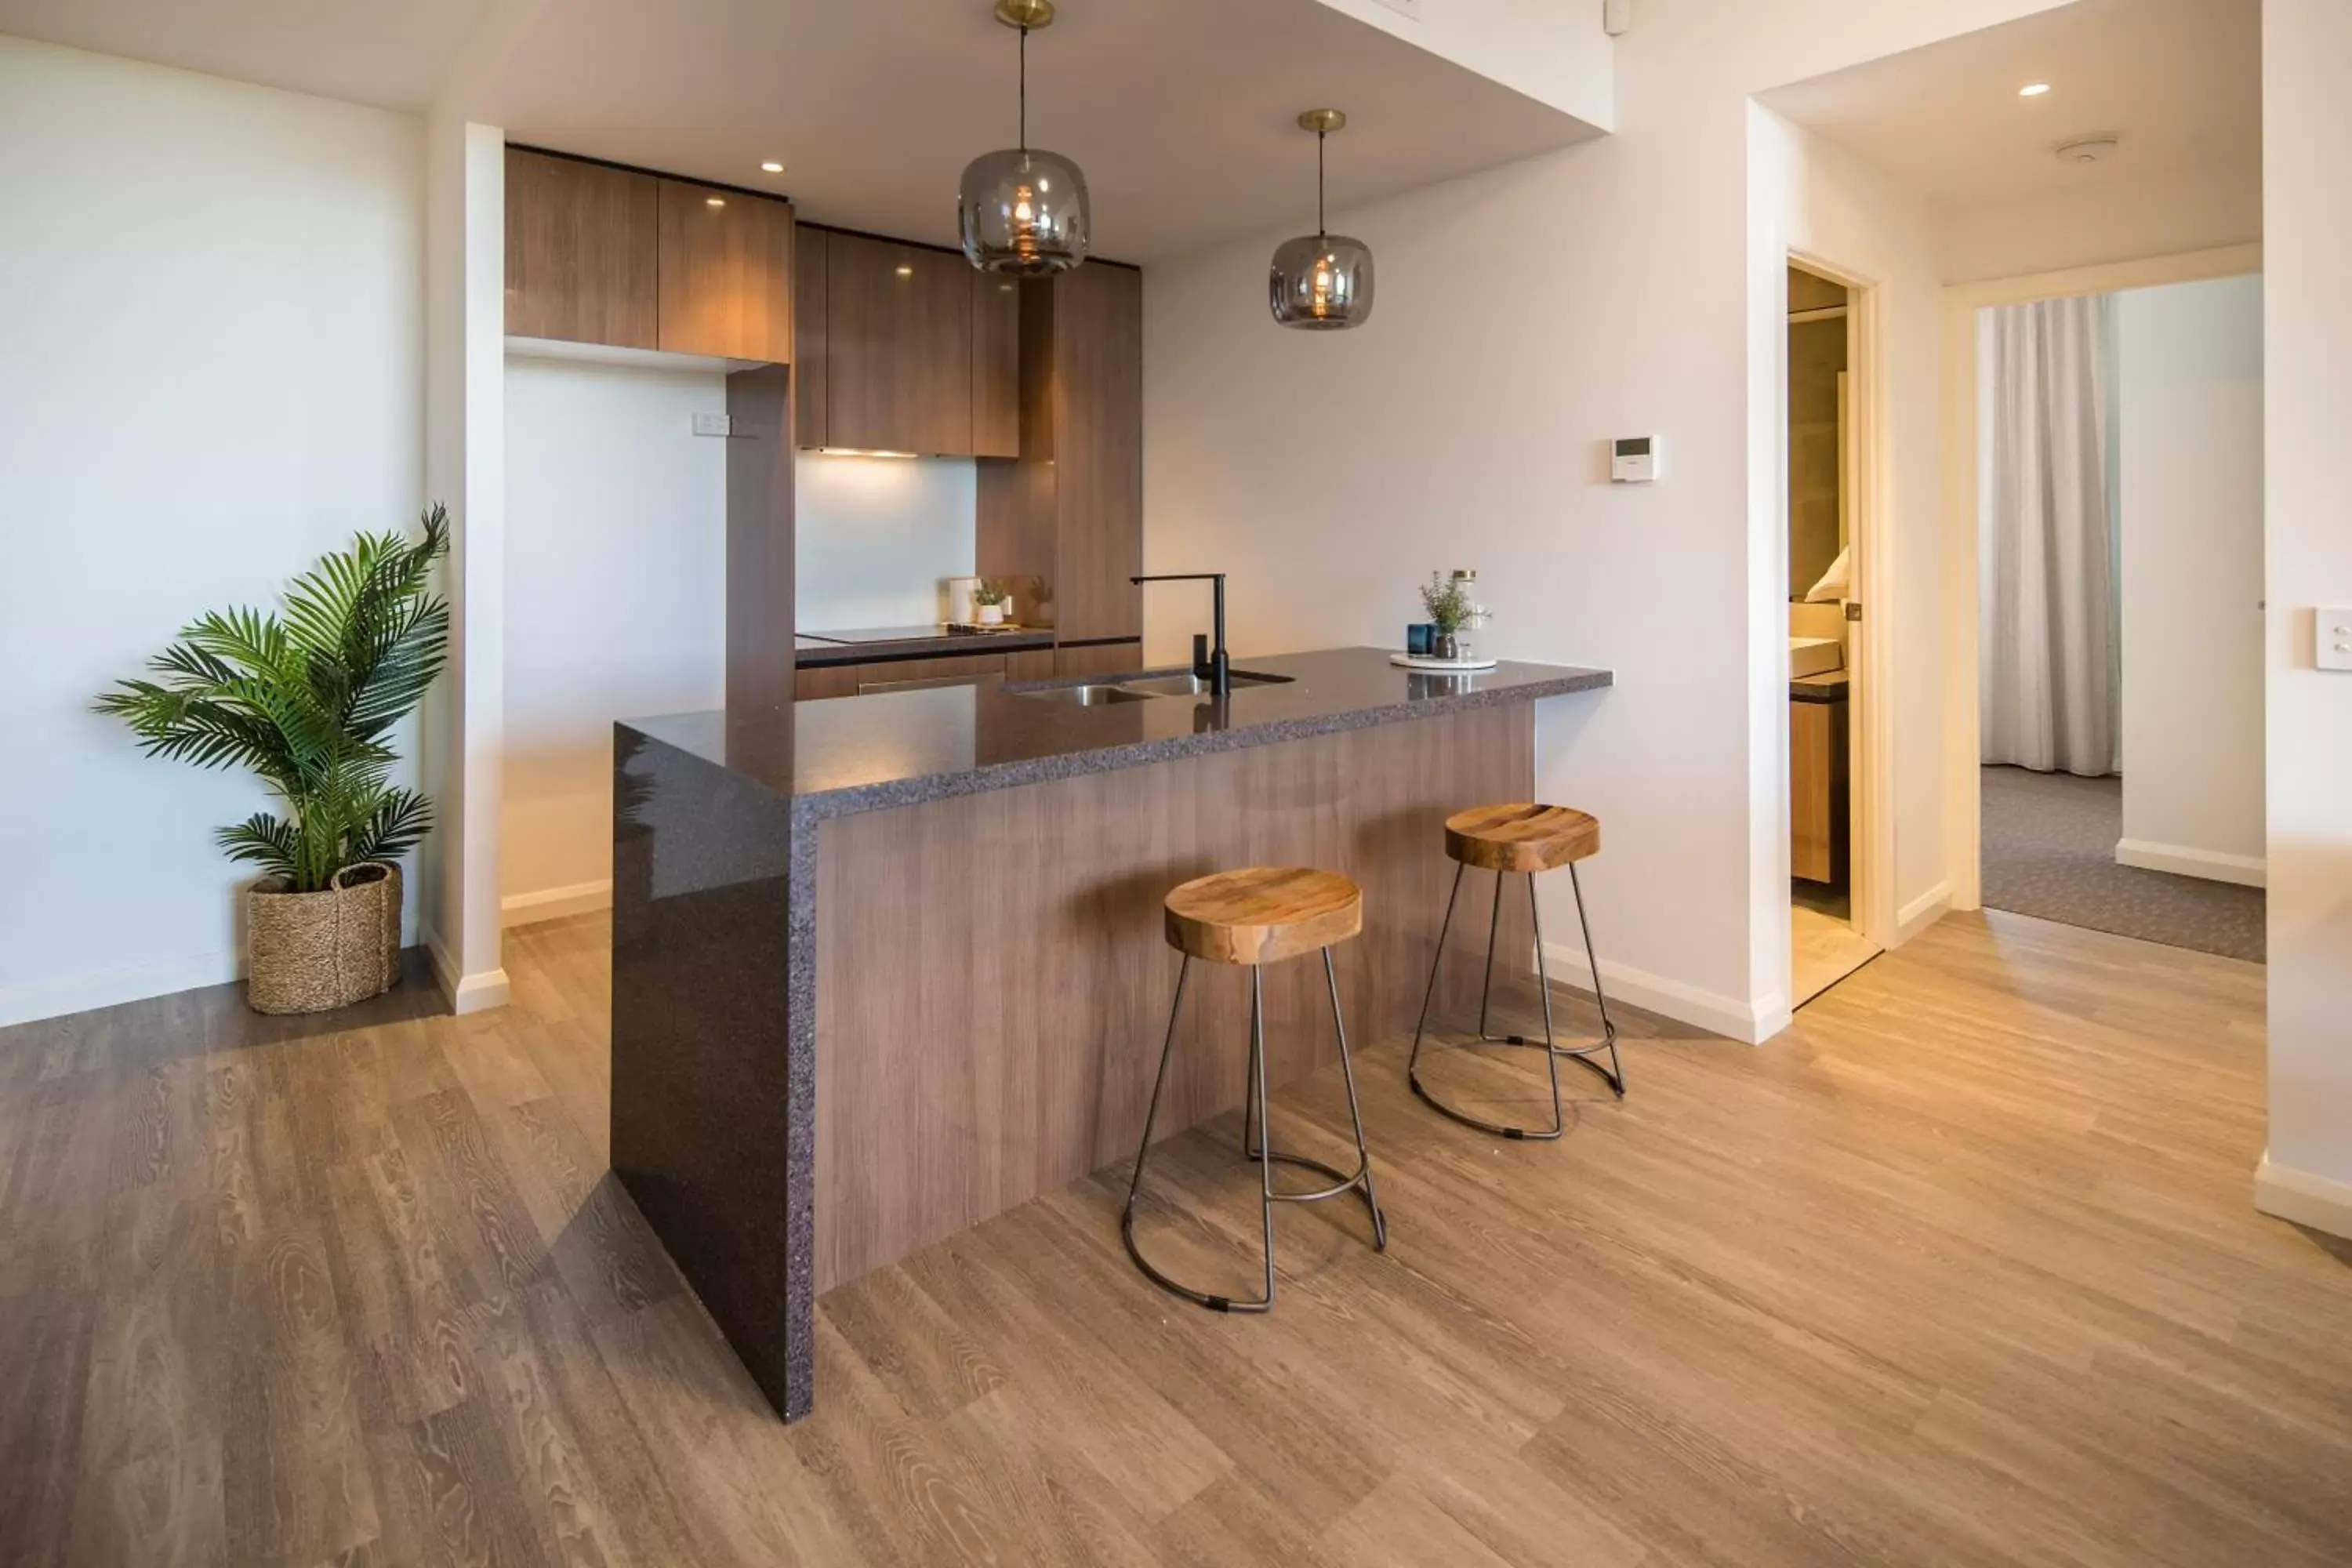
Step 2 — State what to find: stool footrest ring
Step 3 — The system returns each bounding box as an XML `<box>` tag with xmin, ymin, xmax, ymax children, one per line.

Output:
<box><xmin>1122</xmin><ymin>946</ymin><xmax>1388</xmax><ymax>1315</ymax></box>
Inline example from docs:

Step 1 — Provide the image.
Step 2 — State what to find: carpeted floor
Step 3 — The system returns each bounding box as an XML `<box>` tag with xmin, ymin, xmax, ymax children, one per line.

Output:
<box><xmin>1980</xmin><ymin>765</ymin><xmax>2265</xmax><ymax>962</ymax></box>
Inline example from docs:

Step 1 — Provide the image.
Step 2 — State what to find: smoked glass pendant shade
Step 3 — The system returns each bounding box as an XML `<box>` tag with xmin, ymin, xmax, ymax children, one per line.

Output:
<box><xmin>959</xmin><ymin>2</ymin><xmax>1089</xmax><ymax>275</ymax></box>
<box><xmin>1269</xmin><ymin>110</ymin><xmax>1372</xmax><ymax>329</ymax></box>
<box><xmin>959</xmin><ymin>146</ymin><xmax>1091</xmax><ymax>274</ymax></box>
<box><xmin>1269</xmin><ymin>233</ymin><xmax>1374</xmax><ymax>328</ymax></box>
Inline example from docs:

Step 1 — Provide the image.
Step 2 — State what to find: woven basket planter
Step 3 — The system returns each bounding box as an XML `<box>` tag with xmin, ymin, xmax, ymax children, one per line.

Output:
<box><xmin>246</xmin><ymin>862</ymin><xmax>401</xmax><ymax>1015</ymax></box>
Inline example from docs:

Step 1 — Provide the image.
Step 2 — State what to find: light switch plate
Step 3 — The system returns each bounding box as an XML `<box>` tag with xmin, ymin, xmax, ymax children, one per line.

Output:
<box><xmin>2320</xmin><ymin>608</ymin><xmax>2352</xmax><ymax>672</ymax></box>
<box><xmin>691</xmin><ymin>412</ymin><xmax>733</xmax><ymax>438</ymax></box>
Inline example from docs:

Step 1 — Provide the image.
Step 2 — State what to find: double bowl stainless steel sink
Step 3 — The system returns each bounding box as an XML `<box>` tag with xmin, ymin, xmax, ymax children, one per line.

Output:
<box><xmin>1017</xmin><ymin>670</ymin><xmax>1294</xmax><ymax>707</ymax></box>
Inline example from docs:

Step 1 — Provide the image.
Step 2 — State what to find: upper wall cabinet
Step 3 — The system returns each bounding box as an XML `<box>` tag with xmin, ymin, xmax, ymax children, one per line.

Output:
<box><xmin>657</xmin><ymin>178</ymin><xmax>794</xmax><ymax>362</ymax></box>
<box><xmin>503</xmin><ymin>147</ymin><xmax>795</xmax><ymax>364</ymax></box>
<box><xmin>506</xmin><ymin>148</ymin><xmax>659</xmax><ymax>350</ymax></box>
<box><xmin>793</xmin><ymin>225</ymin><xmax>830</xmax><ymax>448</ymax></box>
<box><xmin>823</xmin><ymin>233</ymin><xmax>973</xmax><ymax>456</ymax></box>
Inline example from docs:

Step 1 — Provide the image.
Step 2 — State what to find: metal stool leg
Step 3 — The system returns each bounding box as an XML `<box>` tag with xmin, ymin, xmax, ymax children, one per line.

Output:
<box><xmin>1125</xmin><ymin>956</ymin><xmax>1266</xmax><ymax>1311</ymax></box>
<box><xmin>1127</xmin><ymin>953</ymin><xmax>1387</xmax><ymax>1314</ymax></box>
<box><xmin>1409</xmin><ymin>864</ymin><xmax>1626</xmax><ymax>1140</ymax></box>
<box><xmin>1563</xmin><ymin>862</ymin><xmax>1626</xmax><ymax>1098</ymax></box>
<box><xmin>1406</xmin><ymin>862</ymin><xmax>1467</xmax><ymax>1087</ymax></box>
<box><xmin>1323</xmin><ymin>948</ymin><xmax>1388</xmax><ymax>1250</ymax></box>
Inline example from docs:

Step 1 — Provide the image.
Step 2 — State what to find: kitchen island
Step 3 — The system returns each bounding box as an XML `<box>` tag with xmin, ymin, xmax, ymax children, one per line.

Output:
<box><xmin>610</xmin><ymin>646</ymin><xmax>1612</xmax><ymax>1420</ymax></box>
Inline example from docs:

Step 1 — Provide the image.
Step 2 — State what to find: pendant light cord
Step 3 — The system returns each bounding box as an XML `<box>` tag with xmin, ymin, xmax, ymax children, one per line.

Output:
<box><xmin>1018</xmin><ymin>26</ymin><xmax>1029</xmax><ymax>152</ymax></box>
<box><xmin>1316</xmin><ymin>129</ymin><xmax>1327</xmax><ymax>237</ymax></box>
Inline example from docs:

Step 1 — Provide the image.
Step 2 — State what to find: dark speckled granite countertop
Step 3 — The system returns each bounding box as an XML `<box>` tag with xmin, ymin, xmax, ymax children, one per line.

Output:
<box><xmin>624</xmin><ymin>646</ymin><xmax>1612</xmax><ymax>820</ymax></box>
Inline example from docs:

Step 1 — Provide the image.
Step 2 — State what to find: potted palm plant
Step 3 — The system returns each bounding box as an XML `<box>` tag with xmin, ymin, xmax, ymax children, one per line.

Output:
<box><xmin>96</xmin><ymin>506</ymin><xmax>452</xmax><ymax>1014</ymax></box>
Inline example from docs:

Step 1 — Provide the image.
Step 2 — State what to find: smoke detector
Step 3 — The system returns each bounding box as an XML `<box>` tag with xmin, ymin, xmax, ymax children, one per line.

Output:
<box><xmin>2055</xmin><ymin>136</ymin><xmax>2121</xmax><ymax>165</ymax></box>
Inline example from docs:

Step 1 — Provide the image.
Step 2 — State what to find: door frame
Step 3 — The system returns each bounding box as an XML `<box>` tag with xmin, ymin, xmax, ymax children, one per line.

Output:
<box><xmin>1936</xmin><ymin>243</ymin><xmax>2263</xmax><ymax>910</ymax></box>
<box><xmin>1788</xmin><ymin>249</ymin><xmax>1893</xmax><ymax>957</ymax></box>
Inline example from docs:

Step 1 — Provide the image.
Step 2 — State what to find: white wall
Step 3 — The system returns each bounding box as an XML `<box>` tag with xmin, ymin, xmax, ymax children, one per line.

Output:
<box><xmin>1141</xmin><ymin>0</ymin><xmax>2067</xmax><ymax>1042</ymax></box>
<box><xmin>795</xmin><ymin>454</ymin><xmax>977</xmax><ymax>631</ymax></box>
<box><xmin>2255</xmin><ymin>0</ymin><xmax>2352</xmax><ymax>1241</ymax></box>
<box><xmin>500</xmin><ymin>355</ymin><xmax>727</xmax><ymax>920</ymax></box>
<box><xmin>1942</xmin><ymin>163</ymin><xmax>2263</xmax><ymax>286</ymax></box>
<box><xmin>2114</xmin><ymin>275</ymin><xmax>2266</xmax><ymax>884</ymax></box>
<box><xmin>0</xmin><ymin>36</ymin><xmax>424</xmax><ymax>1026</ymax></box>
<box><xmin>420</xmin><ymin>110</ymin><xmax>509</xmax><ymax>1011</ymax></box>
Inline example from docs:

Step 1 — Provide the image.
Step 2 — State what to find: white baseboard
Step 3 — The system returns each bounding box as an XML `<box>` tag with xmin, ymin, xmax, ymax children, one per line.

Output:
<box><xmin>1896</xmin><ymin>880</ymin><xmax>1953</xmax><ymax>943</ymax></box>
<box><xmin>2114</xmin><ymin>839</ymin><xmax>2267</xmax><ymax>889</ymax></box>
<box><xmin>425</xmin><ymin>930</ymin><xmax>510</xmax><ymax>1015</ymax></box>
<box><xmin>1540</xmin><ymin>939</ymin><xmax>1786</xmax><ymax>1044</ymax></box>
<box><xmin>502</xmin><ymin>879</ymin><xmax>613</xmax><ymax>927</ymax></box>
<box><xmin>2255</xmin><ymin>1151</ymin><xmax>2352</xmax><ymax>1243</ymax></box>
<box><xmin>0</xmin><ymin>947</ymin><xmax>241</xmax><ymax>1029</ymax></box>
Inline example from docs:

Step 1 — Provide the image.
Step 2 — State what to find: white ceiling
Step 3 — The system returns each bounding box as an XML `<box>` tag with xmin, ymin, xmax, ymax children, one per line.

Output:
<box><xmin>1759</xmin><ymin>0</ymin><xmax>2259</xmax><ymax>209</ymax></box>
<box><xmin>481</xmin><ymin>0</ymin><xmax>1602</xmax><ymax>263</ymax></box>
<box><xmin>0</xmin><ymin>0</ymin><xmax>493</xmax><ymax>111</ymax></box>
<box><xmin>0</xmin><ymin>0</ymin><xmax>1602</xmax><ymax>266</ymax></box>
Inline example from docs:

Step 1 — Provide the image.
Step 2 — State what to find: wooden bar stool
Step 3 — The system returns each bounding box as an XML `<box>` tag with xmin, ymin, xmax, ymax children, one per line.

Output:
<box><xmin>1122</xmin><ymin>866</ymin><xmax>1388</xmax><ymax>1313</ymax></box>
<box><xmin>1407</xmin><ymin>804</ymin><xmax>1625</xmax><ymax>1140</ymax></box>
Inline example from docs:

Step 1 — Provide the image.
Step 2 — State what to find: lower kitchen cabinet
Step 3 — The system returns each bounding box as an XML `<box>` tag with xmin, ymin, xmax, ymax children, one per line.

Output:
<box><xmin>795</xmin><ymin>652</ymin><xmax>1009</xmax><ymax>701</ymax></box>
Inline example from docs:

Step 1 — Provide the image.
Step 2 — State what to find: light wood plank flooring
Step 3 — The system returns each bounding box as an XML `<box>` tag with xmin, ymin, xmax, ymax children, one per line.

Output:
<box><xmin>1793</xmin><ymin>903</ymin><xmax>1882</xmax><ymax>1005</ymax></box>
<box><xmin>4</xmin><ymin>909</ymin><xmax>2347</xmax><ymax>1566</ymax></box>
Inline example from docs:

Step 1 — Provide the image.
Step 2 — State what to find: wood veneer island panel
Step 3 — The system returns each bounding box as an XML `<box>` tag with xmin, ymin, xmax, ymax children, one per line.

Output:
<box><xmin>811</xmin><ymin>703</ymin><xmax>1533</xmax><ymax>1292</ymax></box>
<box><xmin>612</xmin><ymin>648</ymin><xmax>1610</xmax><ymax>1421</ymax></box>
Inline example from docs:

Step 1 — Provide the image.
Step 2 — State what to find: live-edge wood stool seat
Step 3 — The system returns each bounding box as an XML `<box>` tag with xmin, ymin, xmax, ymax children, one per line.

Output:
<box><xmin>1123</xmin><ymin>867</ymin><xmax>1388</xmax><ymax>1313</ymax></box>
<box><xmin>1409</xmin><ymin>804</ymin><xmax>1626</xmax><ymax>1141</ymax></box>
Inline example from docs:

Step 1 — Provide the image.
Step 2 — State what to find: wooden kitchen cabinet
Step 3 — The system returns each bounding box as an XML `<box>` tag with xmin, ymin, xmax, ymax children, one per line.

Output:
<box><xmin>505</xmin><ymin>147</ymin><xmax>659</xmax><ymax>349</ymax></box>
<box><xmin>972</xmin><ymin>272</ymin><xmax>1022</xmax><ymax>458</ymax></box>
<box><xmin>823</xmin><ymin>232</ymin><xmax>973</xmax><ymax>456</ymax></box>
<box><xmin>657</xmin><ymin>178</ymin><xmax>794</xmax><ymax>361</ymax></box>
<box><xmin>1052</xmin><ymin>641</ymin><xmax>1145</xmax><ymax>680</ymax></box>
<box><xmin>1052</xmin><ymin>263</ymin><xmax>1144</xmax><ymax>642</ymax></box>
<box><xmin>503</xmin><ymin>147</ymin><xmax>796</xmax><ymax>362</ymax></box>
<box><xmin>795</xmin><ymin>652</ymin><xmax>1007</xmax><ymax>700</ymax></box>
<box><xmin>794</xmin><ymin>224</ymin><xmax>829</xmax><ymax>448</ymax></box>
<box><xmin>978</xmin><ymin>264</ymin><xmax>1144</xmax><ymax>646</ymax></box>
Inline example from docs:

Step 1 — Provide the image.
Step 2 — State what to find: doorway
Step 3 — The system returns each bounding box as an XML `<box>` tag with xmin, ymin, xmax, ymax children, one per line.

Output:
<box><xmin>1787</xmin><ymin>260</ymin><xmax>1882</xmax><ymax>1005</ymax></box>
<box><xmin>1966</xmin><ymin>271</ymin><xmax>2267</xmax><ymax>962</ymax></box>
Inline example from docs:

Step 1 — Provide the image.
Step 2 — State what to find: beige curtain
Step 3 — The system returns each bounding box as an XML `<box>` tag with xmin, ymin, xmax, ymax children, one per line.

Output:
<box><xmin>1980</xmin><ymin>295</ymin><xmax>2122</xmax><ymax>776</ymax></box>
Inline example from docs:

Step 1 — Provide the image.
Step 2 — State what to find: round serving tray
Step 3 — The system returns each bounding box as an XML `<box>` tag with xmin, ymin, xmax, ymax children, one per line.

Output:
<box><xmin>1389</xmin><ymin>652</ymin><xmax>1500</xmax><ymax>672</ymax></box>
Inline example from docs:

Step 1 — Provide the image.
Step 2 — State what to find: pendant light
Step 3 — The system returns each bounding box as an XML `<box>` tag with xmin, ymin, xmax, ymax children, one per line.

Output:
<box><xmin>1269</xmin><ymin>110</ymin><xmax>1374</xmax><ymax>329</ymax></box>
<box><xmin>959</xmin><ymin>0</ymin><xmax>1091</xmax><ymax>274</ymax></box>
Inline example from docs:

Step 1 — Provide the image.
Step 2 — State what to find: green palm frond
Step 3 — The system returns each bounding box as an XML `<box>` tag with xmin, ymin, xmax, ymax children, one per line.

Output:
<box><xmin>352</xmin><ymin>788</ymin><xmax>434</xmax><ymax>864</ymax></box>
<box><xmin>215</xmin><ymin>812</ymin><xmax>303</xmax><ymax>881</ymax></box>
<box><xmin>97</xmin><ymin>505</ymin><xmax>452</xmax><ymax>891</ymax></box>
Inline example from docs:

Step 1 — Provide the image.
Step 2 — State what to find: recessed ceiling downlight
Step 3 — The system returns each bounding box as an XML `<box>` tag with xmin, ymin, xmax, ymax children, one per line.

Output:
<box><xmin>760</xmin><ymin>161</ymin><xmax>784</xmax><ymax>173</ymax></box>
<box><xmin>2018</xmin><ymin>82</ymin><xmax>2052</xmax><ymax>96</ymax></box>
<box><xmin>2055</xmin><ymin>136</ymin><xmax>2119</xmax><ymax>165</ymax></box>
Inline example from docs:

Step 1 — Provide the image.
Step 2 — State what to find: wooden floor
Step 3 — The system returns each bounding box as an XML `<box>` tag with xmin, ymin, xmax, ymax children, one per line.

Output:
<box><xmin>5</xmin><ymin>909</ymin><xmax>2349</xmax><ymax>1567</ymax></box>
<box><xmin>1792</xmin><ymin>903</ymin><xmax>1882</xmax><ymax>1005</ymax></box>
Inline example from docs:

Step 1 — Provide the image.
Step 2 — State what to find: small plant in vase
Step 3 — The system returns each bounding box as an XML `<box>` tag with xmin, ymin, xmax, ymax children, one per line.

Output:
<box><xmin>972</xmin><ymin>580</ymin><xmax>1011</xmax><ymax>626</ymax></box>
<box><xmin>1420</xmin><ymin>572</ymin><xmax>1473</xmax><ymax>660</ymax></box>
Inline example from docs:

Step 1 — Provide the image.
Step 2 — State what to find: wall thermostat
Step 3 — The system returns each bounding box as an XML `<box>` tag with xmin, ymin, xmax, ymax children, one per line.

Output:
<box><xmin>1611</xmin><ymin>435</ymin><xmax>1662</xmax><ymax>483</ymax></box>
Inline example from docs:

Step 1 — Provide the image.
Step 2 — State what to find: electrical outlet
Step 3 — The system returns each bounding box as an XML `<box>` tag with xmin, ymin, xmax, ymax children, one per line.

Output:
<box><xmin>691</xmin><ymin>412</ymin><xmax>733</xmax><ymax>438</ymax></box>
<box><xmin>2319</xmin><ymin>608</ymin><xmax>2352</xmax><ymax>672</ymax></box>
